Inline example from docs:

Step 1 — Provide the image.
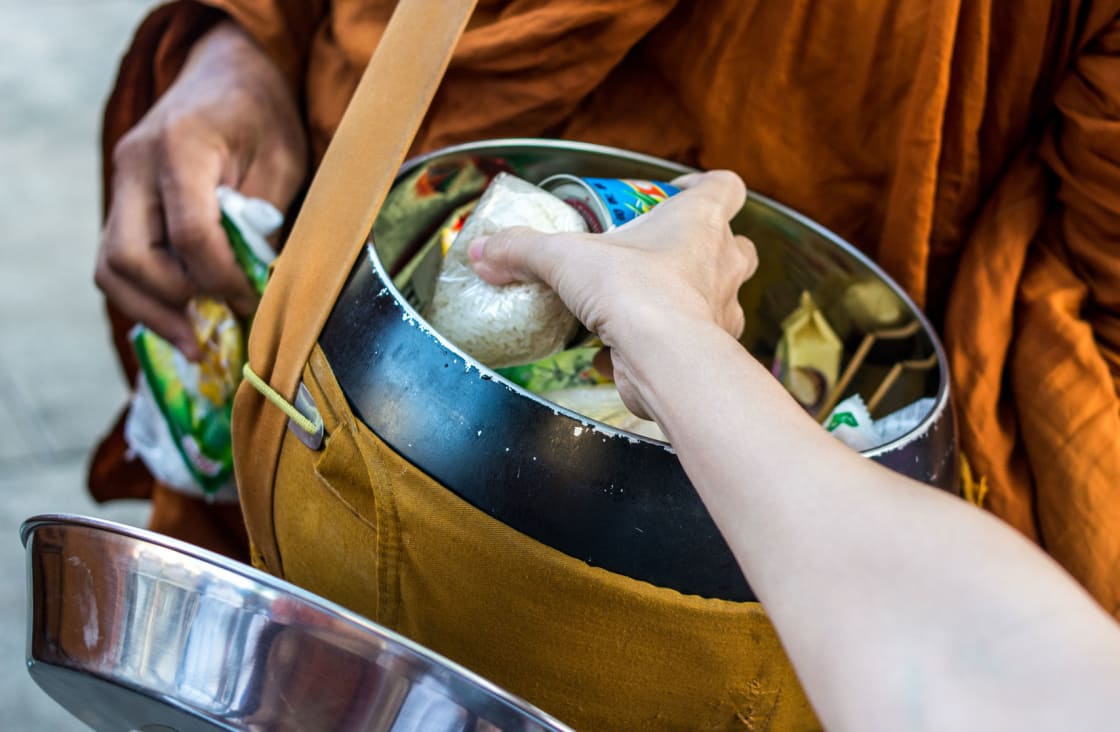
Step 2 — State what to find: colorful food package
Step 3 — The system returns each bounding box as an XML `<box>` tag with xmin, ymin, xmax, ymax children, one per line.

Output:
<box><xmin>538</xmin><ymin>175</ymin><xmax>681</xmax><ymax>232</ymax></box>
<box><xmin>124</xmin><ymin>187</ymin><xmax>281</xmax><ymax>500</ymax></box>
<box><xmin>424</xmin><ymin>173</ymin><xmax>588</xmax><ymax>368</ymax></box>
<box><xmin>496</xmin><ymin>346</ymin><xmax>612</xmax><ymax>393</ymax></box>
<box><xmin>839</xmin><ymin>278</ymin><xmax>906</xmax><ymax>331</ymax></box>
<box><xmin>374</xmin><ymin>157</ymin><xmax>503</xmax><ymax>263</ymax></box>
<box><xmin>391</xmin><ymin>200</ymin><xmax>476</xmax><ymax>308</ymax></box>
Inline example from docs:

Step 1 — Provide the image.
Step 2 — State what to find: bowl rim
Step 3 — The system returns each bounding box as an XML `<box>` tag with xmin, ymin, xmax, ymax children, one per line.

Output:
<box><xmin>370</xmin><ymin>137</ymin><xmax>952</xmax><ymax>458</ymax></box>
<box><xmin>21</xmin><ymin>512</ymin><xmax>574</xmax><ymax>732</ymax></box>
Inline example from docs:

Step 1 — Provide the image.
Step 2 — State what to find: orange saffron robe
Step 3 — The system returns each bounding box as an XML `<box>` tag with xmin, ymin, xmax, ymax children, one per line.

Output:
<box><xmin>95</xmin><ymin>0</ymin><xmax>1120</xmax><ymax>617</ymax></box>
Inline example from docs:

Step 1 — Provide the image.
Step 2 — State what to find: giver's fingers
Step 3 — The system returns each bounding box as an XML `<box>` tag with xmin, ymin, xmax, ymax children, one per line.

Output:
<box><xmin>669</xmin><ymin>169</ymin><xmax>748</xmax><ymax>223</ymax></box>
<box><xmin>721</xmin><ymin>298</ymin><xmax>747</xmax><ymax>339</ymax></box>
<box><xmin>467</xmin><ymin>226</ymin><xmax>571</xmax><ymax>288</ymax></box>
<box><xmin>727</xmin><ymin>235</ymin><xmax>757</xmax><ymax>337</ymax></box>
<box><xmin>471</xmin><ymin>170</ymin><xmax>749</xmax><ymax>283</ymax></box>
<box><xmin>707</xmin><ymin>235</ymin><xmax>756</xmax><ymax>339</ymax></box>
<box><xmin>738</xmin><ymin>234</ymin><xmax>760</xmax><ymax>281</ymax></box>
<box><xmin>467</xmin><ymin>171</ymin><xmax>758</xmax><ymax>348</ymax></box>
<box><xmin>718</xmin><ymin>233</ymin><xmax>758</xmax><ymax>301</ymax></box>
<box><xmin>158</xmin><ymin>135</ymin><xmax>260</xmax><ymax>317</ymax></box>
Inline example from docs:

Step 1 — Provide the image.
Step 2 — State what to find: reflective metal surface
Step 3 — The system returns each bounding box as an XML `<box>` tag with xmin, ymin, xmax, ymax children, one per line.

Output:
<box><xmin>321</xmin><ymin>139</ymin><xmax>958</xmax><ymax>602</ymax></box>
<box><xmin>21</xmin><ymin>514</ymin><xmax>573</xmax><ymax>732</ymax></box>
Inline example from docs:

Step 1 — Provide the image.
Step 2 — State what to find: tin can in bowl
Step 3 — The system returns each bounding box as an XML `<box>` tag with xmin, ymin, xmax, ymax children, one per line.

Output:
<box><xmin>539</xmin><ymin>174</ymin><xmax>680</xmax><ymax>232</ymax></box>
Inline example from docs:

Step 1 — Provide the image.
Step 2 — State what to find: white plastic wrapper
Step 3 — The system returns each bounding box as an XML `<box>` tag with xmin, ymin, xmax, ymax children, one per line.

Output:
<box><xmin>424</xmin><ymin>173</ymin><xmax>588</xmax><ymax>368</ymax></box>
<box><xmin>125</xmin><ymin>371</ymin><xmax>240</xmax><ymax>502</ymax></box>
<box><xmin>123</xmin><ymin>187</ymin><xmax>281</xmax><ymax>503</ymax></box>
<box><xmin>824</xmin><ymin>394</ymin><xmax>935</xmax><ymax>452</ymax></box>
<box><xmin>542</xmin><ymin>385</ymin><xmax>667</xmax><ymax>442</ymax></box>
<box><xmin>824</xmin><ymin>394</ymin><xmax>880</xmax><ymax>451</ymax></box>
<box><xmin>875</xmin><ymin>397</ymin><xmax>934</xmax><ymax>444</ymax></box>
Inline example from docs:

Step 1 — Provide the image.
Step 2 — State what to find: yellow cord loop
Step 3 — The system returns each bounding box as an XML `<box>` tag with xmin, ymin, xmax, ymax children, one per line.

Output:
<box><xmin>241</xmin><ymin>363</ymin><xmax>322</xmax><ymax>436</ymax></box>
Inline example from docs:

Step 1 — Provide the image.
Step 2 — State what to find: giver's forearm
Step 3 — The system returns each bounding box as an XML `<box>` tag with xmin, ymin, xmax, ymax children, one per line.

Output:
<box><xmin>621</xmin><ymin>314</ymin><xmax>1120</xmax><ymax>730</ymax></box>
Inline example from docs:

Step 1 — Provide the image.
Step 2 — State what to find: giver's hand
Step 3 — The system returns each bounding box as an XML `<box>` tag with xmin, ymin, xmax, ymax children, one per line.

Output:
<box><xmin>95</xmin><ymin>21</ymin><xmax>307</xmax><ymax>359</ymax></box>
<box><xmin>468</xmin><ymin>170</ymin><xmax>756</xmax><ymax>418</ymax></box>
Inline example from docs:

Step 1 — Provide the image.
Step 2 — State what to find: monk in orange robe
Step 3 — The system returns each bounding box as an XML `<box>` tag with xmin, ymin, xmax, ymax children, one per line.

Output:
<box><xmin>93</xmin><ymin>0</ymin><xmax>1120</xmax><ymax>622</ymax></box>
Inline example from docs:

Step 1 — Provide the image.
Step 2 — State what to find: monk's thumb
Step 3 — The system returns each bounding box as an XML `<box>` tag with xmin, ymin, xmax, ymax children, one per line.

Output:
<box><xmin>467</xmin><ymin>225</ymin><xmax>554</xmax><ymax>287</ymax></box>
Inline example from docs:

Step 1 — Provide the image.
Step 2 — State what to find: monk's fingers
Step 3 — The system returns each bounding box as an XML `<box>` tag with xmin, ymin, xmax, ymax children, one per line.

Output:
<box><xmin>237</xmin><ymin>141</ymin><xmax>307</xmax><ymax>220</ymax></box>
<box><xmin>158</xmin><ymin>134</ymin><xmax>259</xmax><ymax>316</ymax></box>
<box><xmin>96</xmin><ymin>173</ymin><xmax>198</xmax><ymax>359</ymax></box>
<box><xmin>97</xmin><ymin>176</ymin><xmax>197</xmax><ymax>310</ymax></box>
<box><xmin>94</xmin><ymin>262</ymin><xmax>200</xmax><ymax>360</ymax></box>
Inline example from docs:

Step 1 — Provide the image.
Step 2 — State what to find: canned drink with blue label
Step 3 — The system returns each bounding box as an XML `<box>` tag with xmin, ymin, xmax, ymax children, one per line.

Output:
<box><xmin>539</xmin><ymin>175</ymin><xmax>680</xmax><ymax>233</ymax></box>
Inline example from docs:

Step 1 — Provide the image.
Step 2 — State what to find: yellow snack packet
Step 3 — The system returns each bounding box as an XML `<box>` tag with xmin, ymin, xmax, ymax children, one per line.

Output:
<box><xmin>772</xmin><ymin>291</ymin><xmax>842</xmax><ymax>412</ymax></box>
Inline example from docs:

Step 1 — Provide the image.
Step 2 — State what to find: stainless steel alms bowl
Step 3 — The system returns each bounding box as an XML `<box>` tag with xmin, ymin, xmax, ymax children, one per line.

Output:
<box><xmin>322</xmin><ymin>139</ymin><xmax>957</xmax><ymax>602</ymax></box>
<box><xmin>21</xmin><ymin>514</ymin><xmax>572</xmax><ymax>732</ymax></box>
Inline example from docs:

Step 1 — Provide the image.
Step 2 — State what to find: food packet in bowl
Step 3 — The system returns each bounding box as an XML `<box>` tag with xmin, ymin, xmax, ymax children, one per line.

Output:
<box><xmin>771</xmin><ymin>291</ymin><xmax>843</xmax><ymax>413</ymax></box>
<box><xmin>824</xmin><ymin>393</ymin><xmax>935</xmax><ymax>452</ymax></box>
<box><xmin>823</xmin><ymin>393</ymin><xmax>880</xmax><ymax>451</ymax></box>
<box><xmin>424</xmin><ymin>173</ymin><xmax>588</xmax><ymax>368</ymax></box>
<box><xmin>543</xmin><ymin>384</ymin><xmax>666</xmax><ymax>442</ymax></box>
<box><xmin>495</xmin><ymin>346</ymin><xmax>612</xmax><ymax>393</ymax></box>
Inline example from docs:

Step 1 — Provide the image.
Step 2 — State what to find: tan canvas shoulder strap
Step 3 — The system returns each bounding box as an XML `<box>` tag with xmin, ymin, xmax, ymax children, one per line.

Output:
<box><xmin>232</xmin><ymin>0</ymin><xmax>479</xmax><ymax>573</ymax></box>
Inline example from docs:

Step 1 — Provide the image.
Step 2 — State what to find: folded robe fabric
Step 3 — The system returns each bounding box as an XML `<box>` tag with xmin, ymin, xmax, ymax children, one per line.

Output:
<box><xmin>93</xmin><ymin>0</ymin><xmax>1120</xmax><ymax>619</ymax></box>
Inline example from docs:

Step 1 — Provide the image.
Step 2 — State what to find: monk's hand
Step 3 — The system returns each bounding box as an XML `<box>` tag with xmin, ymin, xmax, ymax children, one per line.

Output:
<box><xmin>95</xmin><ymin>20</ymin><xmax>307</xmax><ymax>359</ymax></box>
<box><xmin>468</xmin><ymin>170</ymin><xmax>756</xmax><ymax>418</ymax></box>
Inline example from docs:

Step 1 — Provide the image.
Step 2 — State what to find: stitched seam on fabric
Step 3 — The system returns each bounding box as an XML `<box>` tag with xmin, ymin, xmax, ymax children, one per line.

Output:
<box><xmin>310</xmin><ymin>349</ymin><xmax>348</xmax><ymax>432</ymax></box>
<box><xmin>369</xmin><ymin>443</ymin><xmax>403</xmax><ymax>629</ymax></box>
<box><xmin>309</xmin><ymin>435</ymin><xmax>380</xmax><ymax>534</ymax></box>
<box><xmin>308</xmin><ymin>348</ymin><xmax>398</xmax><ymax>623</ymax></box>
<box><xmin>756</xmin><ymin>684</ymin><xmax>784</xmax><ymax>731</ymax></box>
<box><xmin>724</xmin><ymin>680</ymin><xmax>785</xmax><ymax>731</ymax></box>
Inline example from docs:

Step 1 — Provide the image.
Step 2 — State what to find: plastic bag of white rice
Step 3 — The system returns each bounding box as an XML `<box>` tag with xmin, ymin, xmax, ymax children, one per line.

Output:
<box><xmin>424</xmin><ymin>173</ymin><xmax>588</xmax><ymax>368</ymax></box>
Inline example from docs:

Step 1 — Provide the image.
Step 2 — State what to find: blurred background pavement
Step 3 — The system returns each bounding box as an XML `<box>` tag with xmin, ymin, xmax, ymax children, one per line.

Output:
<box><xmin>1</xmin><ymin>1</ymin><xmax>155</xmax><ymax>726</ymax></box>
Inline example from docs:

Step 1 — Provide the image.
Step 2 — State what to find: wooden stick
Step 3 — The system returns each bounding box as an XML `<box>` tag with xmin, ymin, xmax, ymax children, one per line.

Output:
<box><xmin>817</xmin><ymin>319</ymin><xmax>922</xmax><ymax>422</ymax></box>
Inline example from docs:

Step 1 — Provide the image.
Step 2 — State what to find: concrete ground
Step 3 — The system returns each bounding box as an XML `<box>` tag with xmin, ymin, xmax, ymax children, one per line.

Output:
<box><xmin>0</xmin><ymin>1</ymin><xmax>156</xmax><ymax>726</ymax></box>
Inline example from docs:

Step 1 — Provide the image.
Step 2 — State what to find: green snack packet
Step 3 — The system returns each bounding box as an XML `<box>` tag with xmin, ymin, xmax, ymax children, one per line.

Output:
<box><xmin>131</xmin><ymin>325</ymin><xmax>239</xmax><ymax>495</ymax></box>
<box><xmin>217</xmin><ymin>185</ymin><xmax>282</xmax><ymax>296</ymax></box>
<box><xmin>771</xmin><ymin>291</ymin><xmax>842</xmax><ymax>412</ymax></box>
<box><xmin>496</xmin><ymin>346</ymin><xmax>611</xmax><ymax>393</ymax></box>
<box><xmin>125</xmin><ymin>187</ymin><xmax>281</xmax><ymax>500</ymax></box>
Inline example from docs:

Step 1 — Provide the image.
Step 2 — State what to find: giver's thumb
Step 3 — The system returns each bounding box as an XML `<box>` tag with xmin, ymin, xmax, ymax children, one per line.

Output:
<box><xmin>467</xmin><ymin>225</ymin><xmax>554</xmax><ymax>287</ymax></box>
